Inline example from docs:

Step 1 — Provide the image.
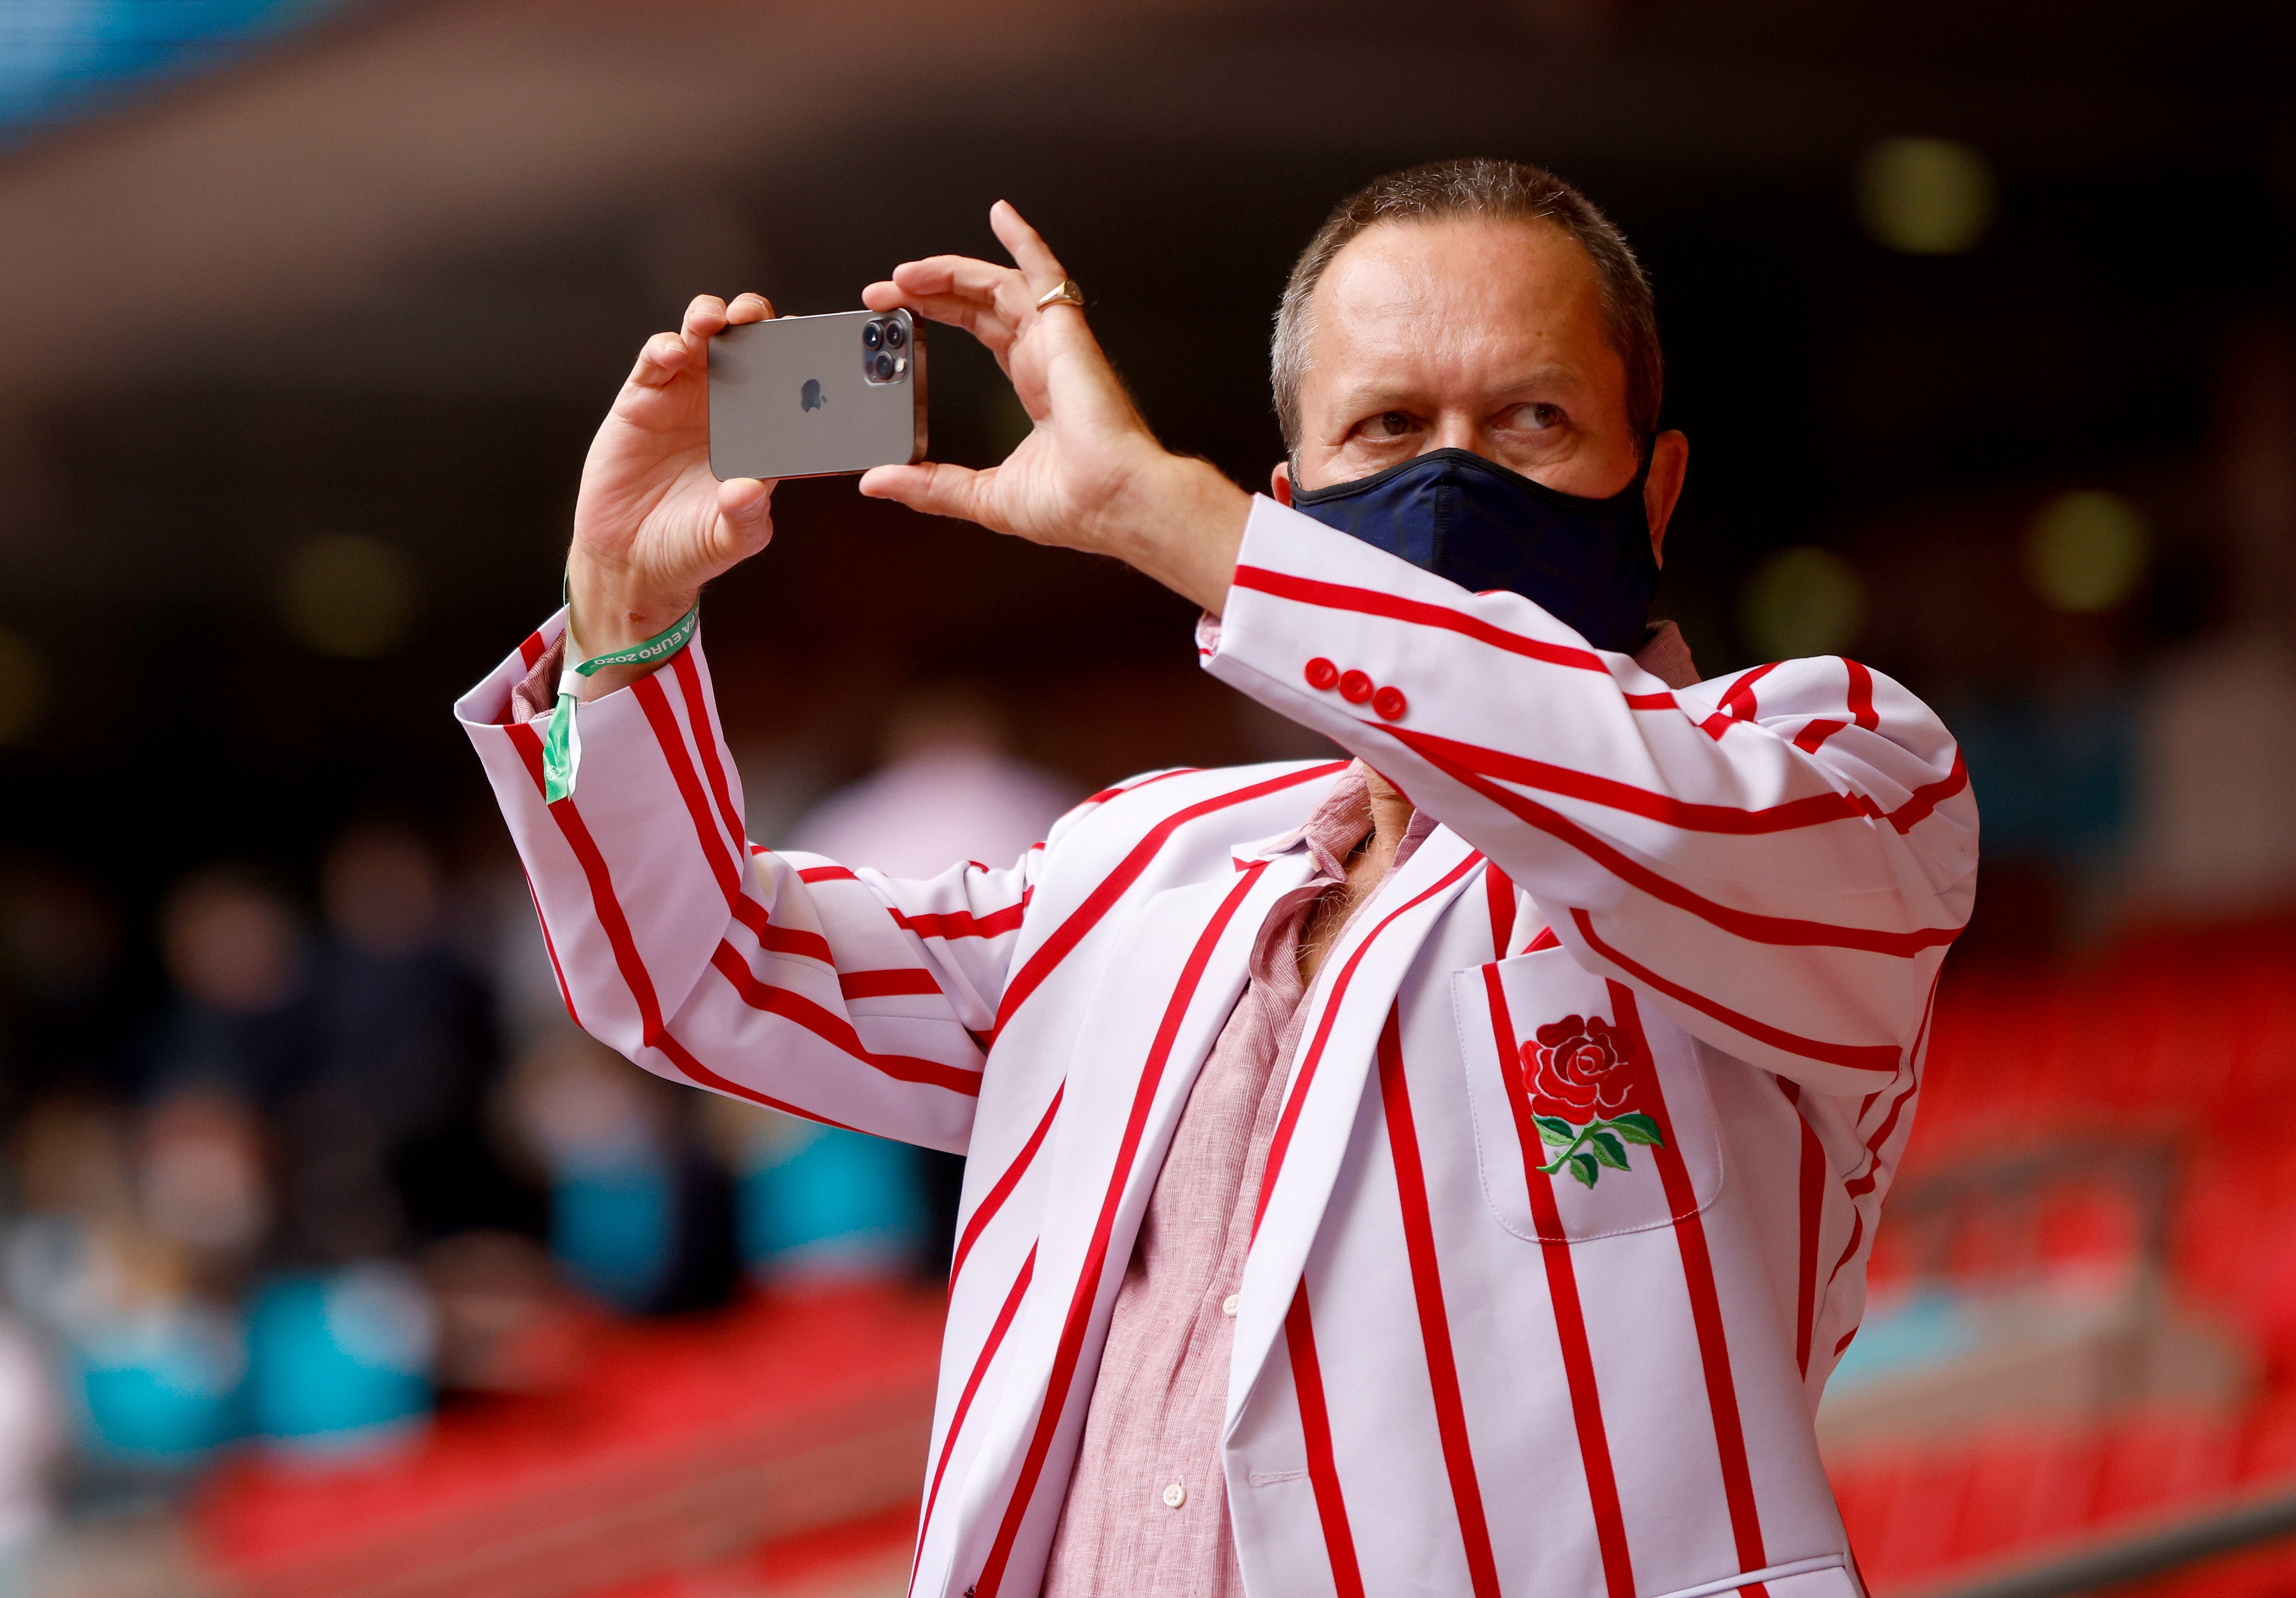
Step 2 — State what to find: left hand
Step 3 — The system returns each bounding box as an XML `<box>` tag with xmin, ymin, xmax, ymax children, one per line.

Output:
<box><xmin>858</xmin><ymin>202</ymin><xmax>1249</xmax><ymax>613</ymax></box>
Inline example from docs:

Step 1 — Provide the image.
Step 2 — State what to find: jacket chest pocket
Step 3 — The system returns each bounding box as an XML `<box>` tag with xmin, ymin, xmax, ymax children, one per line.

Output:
<box><xmin>1449</xmin><ymin>950</ymin><xmax>1724</xmax><ymax>1243</ymax></box>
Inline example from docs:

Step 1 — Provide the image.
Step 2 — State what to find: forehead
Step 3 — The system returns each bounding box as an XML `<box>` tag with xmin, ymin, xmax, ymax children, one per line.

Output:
<box><xmin>1306</xmin><ymin>215</ymin><xmax>1615</xmax><ymax>387</ymax></box>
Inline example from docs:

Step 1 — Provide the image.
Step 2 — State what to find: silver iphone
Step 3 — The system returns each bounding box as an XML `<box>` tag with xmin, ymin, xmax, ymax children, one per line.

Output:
<box><xmin>708</xmin><ymin>307</ymin><xmax>927</xmax><ymax>481</ymax></box>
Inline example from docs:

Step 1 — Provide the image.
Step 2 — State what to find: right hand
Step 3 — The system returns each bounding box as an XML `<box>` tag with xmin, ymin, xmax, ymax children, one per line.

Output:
<box><xmin>566</xmin><ymin>292</ymin><xmax>777</xmax><ymax>673</ymax></box>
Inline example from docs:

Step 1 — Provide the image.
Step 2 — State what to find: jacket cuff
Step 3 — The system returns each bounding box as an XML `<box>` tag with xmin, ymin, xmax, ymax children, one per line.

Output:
<box><xmin>453</xmin><ymin>609</ymin><xmax>572</xmax><ymax>729</ymax></box>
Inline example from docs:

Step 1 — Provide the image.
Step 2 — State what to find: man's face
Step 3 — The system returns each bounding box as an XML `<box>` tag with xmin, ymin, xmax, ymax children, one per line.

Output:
<box><xmin>1285</xmin><ymin>217</ymin><xmax>1680</xmax><ymax>540</ymax></box>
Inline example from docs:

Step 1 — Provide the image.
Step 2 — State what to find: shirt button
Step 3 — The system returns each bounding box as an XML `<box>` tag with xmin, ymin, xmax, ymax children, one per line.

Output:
<box><xmin>1163</xmin><ymin>1481</ymin><xmax>1187</xmax><ymax>1508</ymax></box>
<box><xmin>1372</xmin><ymin>685</ymin><xmax>1408</xmax><ymax>721</ymax></box>
<box><xmin>1221</xmin><ymin>1294</ymin><xmax>1240</xmax><ymax>1316</ymax></box>
<box><xmin>1304</xmin><ymin>657</ymin><xmax>1339</xmax><ymax>691</ymax></box>
<box><xmin>1338</xmin><ymin>669</ymin><xmax>1374</xmax><ymax>705</ymax></box>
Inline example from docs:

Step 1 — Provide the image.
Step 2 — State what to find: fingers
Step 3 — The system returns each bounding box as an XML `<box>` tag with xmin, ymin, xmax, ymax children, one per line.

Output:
<box><xmin>864</xmin><ymin>210</ymin><xmax>1070</xmax><ymax>370</ymax></box>
<box><xmin>858</xmin><ymin>460</ymin><xmax>991</xmax><ymax>526</ymax></box>
<box><xmin>991</xmin><ymin>200</ymin><xmax>1066</xmax><ymax>291</ymax></box>
<box><xmin>869</xmin><ymin>255</ymin><xmax>1033</xmax><ymax>344</ymax></box>
<box><xmin>868</xmin><ymin>287</ymin><xmax>1019</xmax><ymax>354</ymax></box>
<box><xmin>715</xmin><ymin>475</ymin><xmax>778</xmax><ymax>556</ymax></box>
<box><xmin>682</xmin><ymin>294</ymin><xmax>733</xmax><ymax>340</ymax></box>
<box><xmin>887</xmin><ymin>255</ymin><xmax>1016</xmax><ymax>298</ymax></box>
<box><xmin>630</xmin><ymin>291</ymin><xmax>770</xmax><ymax>388</ymax></box>
<box><xmin>900</xmin><ymin>255</ymin><xmax>1032</xmax><ymax>316</ymax></box>
<box><xmin>628</xmin><ymin>329</ymin><xmax>693</xmax><ymax>389</ymax></box>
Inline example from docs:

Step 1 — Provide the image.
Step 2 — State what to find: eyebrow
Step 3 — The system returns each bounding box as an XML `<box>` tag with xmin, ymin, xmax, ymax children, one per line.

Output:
<box><xmin>1324</xmin><ymin>363</ymin><xmax>1588</xmax><ymax>417</ymax></box>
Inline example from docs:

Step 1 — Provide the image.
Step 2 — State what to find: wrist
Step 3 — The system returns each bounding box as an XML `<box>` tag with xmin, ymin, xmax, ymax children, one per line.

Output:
<box><xmin>563</xmin><ymin>559</ymin><xmax>699</xmax><ymax>702</ymax></box>
<box><xmin>565</xmin><ymin>556</ymin><xmax>697</xmax><ymax>661</ymax></box>
<box><xmin>571</xmin><ymin>593</ymin><xmax>697</xmax><ymax>659</ymax></box>
<box><xmin>1114</xmin><ymin>455</ymin><xmax>1248</xmax><ymax>615</ymax></box>
<box><xmin>564</xmin><ymin>602</ymin><xmax>699</xmax><ymax>703</ymax></box>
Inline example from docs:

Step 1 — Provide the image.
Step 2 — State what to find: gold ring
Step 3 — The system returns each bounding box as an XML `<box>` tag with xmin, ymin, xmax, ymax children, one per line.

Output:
<box><xmin>1035</xmin><ymin>278</ymin><xmax>1085</xmax><ymax>312</ymax></box>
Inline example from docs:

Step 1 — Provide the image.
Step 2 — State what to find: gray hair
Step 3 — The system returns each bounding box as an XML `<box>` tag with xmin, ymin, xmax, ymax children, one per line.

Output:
<box><xmin>1271</xmin><ymin>157</ymin><xmax>1663</xmax><ymax>455</ymax></box>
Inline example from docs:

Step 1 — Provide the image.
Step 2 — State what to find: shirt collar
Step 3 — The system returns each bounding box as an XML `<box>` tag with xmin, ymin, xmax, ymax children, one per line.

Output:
<box><xmin>1239</xmin><ymin>761</ymin><xmax>1437</xmax><ymax>873</ymax></box>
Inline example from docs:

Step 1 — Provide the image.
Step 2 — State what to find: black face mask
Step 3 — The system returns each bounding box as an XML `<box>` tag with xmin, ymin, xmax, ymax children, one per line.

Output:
<box><xmin>1288</xmin><ymin>446</ymin><xmax>1659</xmax><ymax>654</ymax></box>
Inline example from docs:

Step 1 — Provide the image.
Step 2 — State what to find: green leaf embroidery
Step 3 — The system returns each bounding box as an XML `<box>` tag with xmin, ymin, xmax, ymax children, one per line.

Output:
<box><xmin>1590</xmin><ymin>1130</ymin><xmax>1630</xmax><ymax>1170</ymax></box>
<box><xmin>1534</xmin><ymin>1115</ymin><xmax>1577</xmax><ymax>1147</ymax></box>
<box><xmin>1609</xmin><ymin>1112</ymin><xmax>1664</xmax><ymax>1147</ymax></box>
<box><xmin>1568</xmin><ymin>1152</ymin><xmax>1602</xmax><ymax>1188</ymax></box>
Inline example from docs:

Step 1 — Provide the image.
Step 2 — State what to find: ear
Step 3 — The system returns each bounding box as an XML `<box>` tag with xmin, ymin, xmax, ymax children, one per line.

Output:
<box><xmin>1270</xmin><ymin>460</ymin><xmax>1294</xmax><ymax>507</ymax></box>
<box><xmin>1642</xmin><ymin>431</ymin><xmax>1688</xmax><ymax>567</ymax></box>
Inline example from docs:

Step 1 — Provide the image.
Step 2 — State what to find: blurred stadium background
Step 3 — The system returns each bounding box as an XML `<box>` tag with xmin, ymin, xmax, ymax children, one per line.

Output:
<box><xmin>0</xmin><ymin>1</ymin><xmax>2291</xmax><ymax>1594</ymax></box>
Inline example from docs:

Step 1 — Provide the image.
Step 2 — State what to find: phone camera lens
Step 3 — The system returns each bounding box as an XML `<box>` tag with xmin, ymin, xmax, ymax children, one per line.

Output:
<box><xmin>885</xmin><ymin>319</ymin><xmax>906</xmax><ymax>349</ymax></box>
<box><xmin>873</xmin><ymin>351</ymin><xmax>895</xmax><ymax>380</ymax></box>
<box><xmin>862</xmin><ymin>321</ymin><xmax>884</xmax><ymax>351</ymax></box>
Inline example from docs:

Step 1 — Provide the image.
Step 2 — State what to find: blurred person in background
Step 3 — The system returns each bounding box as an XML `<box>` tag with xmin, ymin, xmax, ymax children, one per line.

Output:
<box><xmin>702</xmin><ymin>1083</ymin><xmax>928</xmax><ymax>1289</ymax></box>
<box><xmin>788</xmin><ymin>683</ymin><xmax>1080</xmax><ymax>1281</ymax></box>
<box><xmin>36</xmin><ymin>868</ymin><xmax>309</xmax><ymax>1467</ymax></box>
<box><xmin>307</xmin><ymin>824</ymin><xmax>531</xmax><ymax>1254</ymax></box>
<box><xmin>117</xmin><ymin>844</ymin><xmax>527</xmax><ymax>1461</ymax></box>
<box><xmin>461</xmin><ymin>160</ymin><xmax>1975</xmax><ymax>1598</ymax></box>
<box><xmin>134</xmin><ymin>1089</ymin><xmax>270</xmax><ymax>1287</ymax></box>
<box><xmin>144</xmin><ymin>867</ymin><xmax>337</xmax><ymax>1275</ymax></box>
<box><xmin>417</xmin><ymin>1227</ymin><xmax>587</xmax><ymax>1395</ymax></box>
<box><xmin>146</xmin><ymin>867</ymin><xmax>315</xmax><ymax>1112</ymax></box>
<box><xmin>504</xmin><ymin>1034</ymin><xmax>735</xmax><ymax>1316</ymax></box>
<box><xmin>789</xmin><ymin>683</ymin><xmax>1078</xmax><ymax>880</ymax></box>
<box><xmin>5</xmin><ymin>1095</ymin><xmax>245</xmax><ymax>1468</ymax></box>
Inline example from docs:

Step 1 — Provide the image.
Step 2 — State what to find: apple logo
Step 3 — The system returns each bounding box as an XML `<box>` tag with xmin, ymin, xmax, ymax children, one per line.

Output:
<box><xmin>800</xmin><ymin>378</ymin><xmax>826</xmax><ymax>412</ymax></box>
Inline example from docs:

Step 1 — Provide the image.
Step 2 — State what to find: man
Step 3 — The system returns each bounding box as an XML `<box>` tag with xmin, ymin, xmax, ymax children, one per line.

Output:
<box><xmin>459</xmin><ymin>159</ymin><xmax>1975</xmax><ymax>1598</ymax></box>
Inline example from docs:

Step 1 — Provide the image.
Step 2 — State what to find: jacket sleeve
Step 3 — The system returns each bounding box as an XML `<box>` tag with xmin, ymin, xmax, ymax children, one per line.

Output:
<box><xmin>1199</xmin><ymin>496</ymin><xmax>1978</xmax><ymax>1095</ymax></box>
<box><xmin>455</xmin><ymin>612</ymin><xmax>1063</xmax><ymax>1153</ymax></box>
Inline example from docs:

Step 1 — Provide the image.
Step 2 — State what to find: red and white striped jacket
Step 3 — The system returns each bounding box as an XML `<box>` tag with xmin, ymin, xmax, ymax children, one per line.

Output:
<box><xmin>457</xmin><ymin>496</ymin><xmax>1976</xmax><ymax>1598</ymax></box>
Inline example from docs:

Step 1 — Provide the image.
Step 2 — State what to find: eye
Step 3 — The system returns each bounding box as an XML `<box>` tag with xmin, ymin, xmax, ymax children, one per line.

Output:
<box><xmin>1507</xmin><ymin>402</ymin><xmax>1565</xmax><ymax>431</ymax></box>
<box><xmin>1374</xmin><ymin>410</ymin><xmax>1415</xmax><ymax>437</ymax></box>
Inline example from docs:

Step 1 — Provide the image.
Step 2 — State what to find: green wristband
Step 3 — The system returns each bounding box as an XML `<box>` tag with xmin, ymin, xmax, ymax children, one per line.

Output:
<box><xmin>541</xmin><ymin>604</ymin><xmax>699</xmax><ymax>804</ymax></box>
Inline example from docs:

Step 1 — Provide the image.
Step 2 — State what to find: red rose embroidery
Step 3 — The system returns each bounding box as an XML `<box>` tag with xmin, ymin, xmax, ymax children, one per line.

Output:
<box><xmin>1520</xmin><ymin>1015</ymin><xmax>1641</xmax><ymax>1122</ymax></box>
<box><xmin>1516</xmin><ymin>1015</ymin><xmax>1664</xmax><ymax>1189</ymax></box>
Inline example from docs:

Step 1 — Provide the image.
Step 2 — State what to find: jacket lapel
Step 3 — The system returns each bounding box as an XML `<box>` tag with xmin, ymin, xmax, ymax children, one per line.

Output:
<box><xmin>946</xmin><ymin>847</ymin><xmax>1317</xmax><ymax>1578</ymax></box>
<box><xmin>1224</xmin><ymin>826</ymin><xmax>1484</xmax><ymax>1427</ymax></box>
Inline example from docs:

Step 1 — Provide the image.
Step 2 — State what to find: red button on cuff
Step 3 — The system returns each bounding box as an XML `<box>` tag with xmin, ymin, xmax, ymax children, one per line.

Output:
<box><xmin>1337</xmin><ymin>670</ymin><xmax>1373</xmax><ymax>705</ymax></box>
<box><xmin>1372</xmin><ymin>685</ymin><xmax>1408</xmax><ymax>721</ymax></box>
<box><xmin>1304</xmin><ymin>657</ymin><xmax>1339</xmax><ymax>691</ymax></box>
